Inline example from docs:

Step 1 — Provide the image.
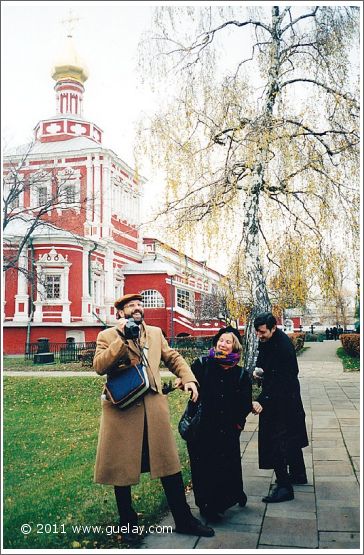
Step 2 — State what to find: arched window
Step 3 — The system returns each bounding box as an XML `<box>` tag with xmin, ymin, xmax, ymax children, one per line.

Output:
<box><xmin>141</xmin><ymin>290</ymin><xmax>165</xmax><ymax>308</ymax></box>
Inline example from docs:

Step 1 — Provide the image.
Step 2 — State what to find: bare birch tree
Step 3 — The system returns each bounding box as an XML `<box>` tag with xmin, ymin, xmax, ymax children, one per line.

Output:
<box><xmin>137</xmin><ymin>5</ymin><xmax>360</xmax><ymax>371</ymax></box>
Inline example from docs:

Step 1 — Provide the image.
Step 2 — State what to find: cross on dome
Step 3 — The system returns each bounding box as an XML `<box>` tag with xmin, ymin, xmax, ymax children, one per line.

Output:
<box><xmin>61</xmin><ymin>9</ymin><xmax>81</xmax><ymax>39</ymax></box>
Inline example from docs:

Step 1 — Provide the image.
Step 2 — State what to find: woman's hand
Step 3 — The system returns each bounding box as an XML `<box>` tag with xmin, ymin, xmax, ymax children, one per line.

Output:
<box><xmin>252</xmin><ymin>401</ymin><xmax>263</xmax><ymax>414</ymax></box>
<box><xmin>183</xmin><ymin>381</ymin><xmax>199</xmax><ymax>402</ymax></box>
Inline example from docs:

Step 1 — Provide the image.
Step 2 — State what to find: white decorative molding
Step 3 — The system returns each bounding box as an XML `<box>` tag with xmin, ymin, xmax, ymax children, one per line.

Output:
<box><xmin>91</xmin><ymin>259</ymin><xmax>104</xmax><ymax>274</ymax></box>
<box><xmin>70</xmin><ymin>123</ymin><xmax>87</xmax><ymax>135</ymax></box>
<box><xmin>34</xmin><ymin>247</ymin><xmax>72</xmax><ymax>323</ymax></box>
<box><xmin>37</xmin><ymin>246</ymin><xmax>70</xmax><ymax>266</ymax></box>
<box><xmin>46</xmin><ymin>123</ymin><xmax>62</xmax><ymax>134</ymax></box>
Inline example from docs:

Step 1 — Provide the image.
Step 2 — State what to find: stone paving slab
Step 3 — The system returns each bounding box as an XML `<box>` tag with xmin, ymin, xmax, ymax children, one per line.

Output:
<box><xmin>313</xmin><ymin>460</ymin><xmax>354</xmax><ymax>476</ymax></box>
<box><xmin>259</xmin><ymin>516</ymin><xmax>318</xmax><ymax>548</ymax></box>
<box><xmin>313</xmin><ymin>447</ymin><xmax>349</xmax><ymax>460</ymax></box>
<box><xmin>317</xmin><ymin>506</ymin><xmax>361</xmax><ymax>531</ymax></box>
<box><xmin>196</xmin><ymin>529</ymin><xmax>260</xmax><ymax>549</ymax></box>
<box><xmin>265</xmin><ymin>491</ymin><xmax>316</xmax><ymax>515</ymax></box>
<box><xmin>315</xmin><ymin>479</ymin><xmax>360</xmax><ymax>501</ymax></box>
<box><xmin>319</xmin><ymin>531</ymin><xmax>361</xmax><ymax>549</ymax></box>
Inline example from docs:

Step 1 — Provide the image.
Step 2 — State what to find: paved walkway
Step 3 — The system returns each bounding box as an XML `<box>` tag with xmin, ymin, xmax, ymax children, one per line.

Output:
<box><xmin>142</xmin><ymin>341</ymin><xmax>361</xmax><ymax>551</ymax></box>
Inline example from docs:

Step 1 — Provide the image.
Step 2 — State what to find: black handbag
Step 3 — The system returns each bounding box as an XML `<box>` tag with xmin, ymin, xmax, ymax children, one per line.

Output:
<box><xmin>105</xmin><ymin>363</ymin><xmax>150</xmax><ymax>409</ymax></box>
<box><xmin>178</xmin><ymin>399</ymin><xmax>203</xmax><ymax>442</ymax></box>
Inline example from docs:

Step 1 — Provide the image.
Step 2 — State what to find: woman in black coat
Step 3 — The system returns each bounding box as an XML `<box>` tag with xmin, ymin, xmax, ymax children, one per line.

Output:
<box><xmin>178</xmin><ymin>327</ymin><xmax>252</xmax><ymax>522</ymax></box>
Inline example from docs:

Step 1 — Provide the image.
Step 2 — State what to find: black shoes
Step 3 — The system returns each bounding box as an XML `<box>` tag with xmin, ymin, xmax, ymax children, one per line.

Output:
<box><xmin>262</xmin><ymin>485</ymin><xmax>294</xmax><ymax>503</ymax></box>
<box><xmin>238</xmin><ymin>492</ymin><xmax>247</xmax><ymax>507</ymax></box>
<box><xmin>175</xmin><ymin>516</ymin><xmax>215</xmax><ymax>537</ymax></box>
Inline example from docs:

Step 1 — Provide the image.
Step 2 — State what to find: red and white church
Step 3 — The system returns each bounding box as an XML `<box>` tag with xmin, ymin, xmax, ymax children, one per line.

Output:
<box><xmin>3</xmin><ymin>36</ymin><xmax>231</xmax><ymax>355</ymax></box>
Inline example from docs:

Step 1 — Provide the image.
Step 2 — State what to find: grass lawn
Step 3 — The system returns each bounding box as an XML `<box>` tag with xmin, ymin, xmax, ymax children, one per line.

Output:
<box><xmin>3</xmin><ymin>376</ymin><xmax>191</xmax><ymax>549</ymax></box>
<box><xmin>3</xmin><ymin>357</ymin><xmax>91</xmax><ymax>372</ymax></box>
<box><xmin>336</xmin><ymin>347</ymin><xmax>360</xmax><ymax>371</ymax></box>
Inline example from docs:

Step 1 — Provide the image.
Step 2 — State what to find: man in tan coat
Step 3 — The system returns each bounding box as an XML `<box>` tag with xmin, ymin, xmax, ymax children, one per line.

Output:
<box><xmin>94</xmin><ymin>293</ymin><xmax>214</xmax><ymax>542</ymax></box>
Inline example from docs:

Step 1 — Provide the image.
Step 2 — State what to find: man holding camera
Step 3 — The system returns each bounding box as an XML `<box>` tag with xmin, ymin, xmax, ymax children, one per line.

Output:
<box><xmin>93</xmin><ymin>293</ymin><xmax>214</xmax><ymax>542</ymax></box>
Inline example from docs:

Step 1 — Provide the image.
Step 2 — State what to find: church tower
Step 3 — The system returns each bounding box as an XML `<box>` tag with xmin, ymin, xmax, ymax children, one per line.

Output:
<box><xmin>34</xmin><ymin>29</ymin><xmax>103</xmax><ymax>144</ymax></box>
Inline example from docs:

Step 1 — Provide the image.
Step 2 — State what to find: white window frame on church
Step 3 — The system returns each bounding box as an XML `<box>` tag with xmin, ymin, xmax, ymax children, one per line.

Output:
<box><xmin>176</xmin><ymin>288</ymin><xmax>194</xmax><ymax>314</ymax></box>
<box><xmin>37</xmin><ymin>268</ymin><xmax>67</xmax><ymax>304</ymax></box>
<box><xmin>33</xmin><ymin>247</ymin><xmax>72</xmax><ymax>324</ymax></box>
<box><xmin>114</xmin><ymin>268</ymin><xmax>124</xmax><ymax>302</ymax></box>
<box><xmin>142</xmin><ymin>290</ymin><xmax>165</xmax><ymax>308</ymax></box>
<box><xmin>91</xmin><ymin>260</ymin><xmax>105</xmax><ymax>308</ymax></box>
<box><xmin>57</xmin><ymin>168</ymin><xmax>81</xmax><ymax>210</ymax></box>
<box><xmin>29</xmin><ymin>171</ymin><xmax>52</xmax><ymax>208</ymax></box>
<box><xmin>4</xmin><ymin>173</ymin><xmax>24</xmax><ymax>211</ymax></box>
<box><xmin>45</xmin><ymin>274</ymin><xmax>61</xmax><ymax>300</ymax></box>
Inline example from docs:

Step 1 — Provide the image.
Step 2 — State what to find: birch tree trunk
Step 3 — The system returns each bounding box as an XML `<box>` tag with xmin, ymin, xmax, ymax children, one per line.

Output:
<box><xmin>242</xmin><ymin>7</ymin><xmax>280</xmax><ymax>372</ymax></box>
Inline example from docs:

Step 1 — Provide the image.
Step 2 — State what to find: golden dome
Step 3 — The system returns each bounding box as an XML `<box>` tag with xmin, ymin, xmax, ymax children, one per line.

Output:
<box><xmin>51</xmin><ymin>35</ymin><xmax>88</xmax><ymax>84</ymax></box>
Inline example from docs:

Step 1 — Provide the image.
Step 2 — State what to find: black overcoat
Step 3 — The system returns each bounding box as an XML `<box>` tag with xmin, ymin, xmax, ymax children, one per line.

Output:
<box><xmin>256</xmin><ymin>328</ymin><xmax>308</xmax><ymax>469</ymax></box>
<box><xmin>186</xmin><ymin>357</ymin><xmax>252</xmax><ymax>513</ymax></box>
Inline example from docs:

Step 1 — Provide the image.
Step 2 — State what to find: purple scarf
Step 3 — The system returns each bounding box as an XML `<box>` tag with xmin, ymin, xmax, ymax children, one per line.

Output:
<box><xmin>208</xmin><ymin>348</ymin><xmax>241</xmax><ymax>367</ymax></box>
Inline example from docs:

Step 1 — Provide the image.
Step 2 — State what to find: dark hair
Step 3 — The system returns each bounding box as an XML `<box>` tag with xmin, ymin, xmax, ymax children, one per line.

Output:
<box><xmin>254</xmin><ymin>312</ymin><xmax>277</xmax><ymax>331</ymax></box>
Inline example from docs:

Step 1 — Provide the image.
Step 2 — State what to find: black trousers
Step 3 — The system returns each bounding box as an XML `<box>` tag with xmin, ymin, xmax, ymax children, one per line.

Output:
<box><xmin>115</xmin><ymin>472</ymin><xmax>192</xmax><ymax>527</ymax></box>
<box><xmin>274</xmin><ymin>446</ymin><xmax>306</xmax><ymax>487</ymax></box>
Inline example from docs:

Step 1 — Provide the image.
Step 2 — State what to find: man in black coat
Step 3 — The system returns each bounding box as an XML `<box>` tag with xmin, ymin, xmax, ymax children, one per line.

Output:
<box><xmin>252</xmin><ymin>312</ymin><xmax>309</xmax><ymax>503</ymax></box>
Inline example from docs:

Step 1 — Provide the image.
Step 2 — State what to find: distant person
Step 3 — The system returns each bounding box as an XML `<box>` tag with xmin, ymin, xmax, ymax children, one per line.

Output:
<box><xmin>332</xmin><ymin>326</ymin><xmax>338</xmax><ymax>340</ymax></box>
<box><xmin>93</xmin><ymin>293</ymin><xmax>214</xmax><ymax>542</ymax></box>
<box><xmin>176</xmin><ymin>326</ymin><xmax>252</xmax><ymax>522</ymax></box>
<box><xmin>325</xmin><ymin>328</ymin><xmax>330</xmax><ymax>340</ymax></box>
<box><xmin>252</xmin><ymin>312</ymin><xmax>309</xmax><ymax>503</ymax></box>
<box><xmin>338</xmin><ymin>326</ymin><xmax>344</xmax><ymax>337</ymax></box>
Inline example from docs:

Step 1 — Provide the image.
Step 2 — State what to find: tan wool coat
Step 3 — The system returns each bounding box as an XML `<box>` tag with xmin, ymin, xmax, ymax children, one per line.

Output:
<box><xmin>93</xmin><ymin>323</ymin><xmax>197</xmax><ymax>486</ymax></box>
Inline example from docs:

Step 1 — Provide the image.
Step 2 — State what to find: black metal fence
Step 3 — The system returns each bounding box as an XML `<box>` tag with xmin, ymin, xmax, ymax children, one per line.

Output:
<box><xmin>24</xmin><ymin>335</ymin><xmax>215</xmax><ymax>366</ymax></box>
<box><xmin>25</xmin><ymin>341</ymin><xmax>96</xmax><ymax>363</ymax></box>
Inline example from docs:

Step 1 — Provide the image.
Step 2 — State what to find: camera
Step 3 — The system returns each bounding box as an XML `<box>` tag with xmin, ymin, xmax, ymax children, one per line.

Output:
<box><xmin>124</xmin><ymin>317</ymin><xmax>141</xmax><ymax>340</ymax></box>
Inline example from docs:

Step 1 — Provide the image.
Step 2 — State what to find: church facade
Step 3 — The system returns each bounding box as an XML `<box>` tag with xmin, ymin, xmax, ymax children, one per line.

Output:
<box><xmin>3</xmin><ymin>35</ymin><xmax>226</xmax><ymax>355</ymax></box>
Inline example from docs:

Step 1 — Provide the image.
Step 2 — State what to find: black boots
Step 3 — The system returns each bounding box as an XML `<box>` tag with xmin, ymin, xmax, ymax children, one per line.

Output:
<box><xmin>262</xmin><ymin>484</ymin><xmax>294</xmax><ymax>503</ymax></box>
<box><xmin>115</xmin><ymin>473</ymin><xmax>215</xmax><ymax>539</ymax></box>
<box><xmin>161</xmin><ymin>473</ymin><xmax>214</xmax><ymax>537</ymax></box>
<box><xmin>114</xmin><ymin>485</ymin><xmax>142</xmax><ymax>543</ymax></box>
<box><xmin>175</xmin><ymin>515</ymin><xmax>215</xmax><ymax>537</ymax></box>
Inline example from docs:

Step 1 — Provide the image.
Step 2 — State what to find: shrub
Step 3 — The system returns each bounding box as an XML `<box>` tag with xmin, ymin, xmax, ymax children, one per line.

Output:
<box><xmin>288</xmin><ymin>332</ymin><xmax>305</xmax><ymax>353</ymax></box>
<box><xmin>340</xmin><ymin>334</ymin><xmax>360</xmax><ymax>358</ymax></box>
<box><xmin>78</xmin><ymin>349</ymin><xmax>95</xmax><ymax>367</ymax></box>
<box><xmin>304</xmin><ymin>333</ymin><xmax>317</xmax><ymax>342</ymax></box>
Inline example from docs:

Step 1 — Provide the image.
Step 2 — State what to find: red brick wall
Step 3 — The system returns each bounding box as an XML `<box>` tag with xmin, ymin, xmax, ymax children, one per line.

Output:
<box><xmin>3</xmin><ymin>326</ymin><xmax>104</xmax><ymax>355</ymax></box>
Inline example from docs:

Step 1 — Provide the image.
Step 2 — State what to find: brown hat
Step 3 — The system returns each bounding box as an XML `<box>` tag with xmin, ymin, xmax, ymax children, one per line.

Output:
<box><xmin>114</xmin><ymin>293</ymin><xmax>143</xmax><ymax>310</ymax></box>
